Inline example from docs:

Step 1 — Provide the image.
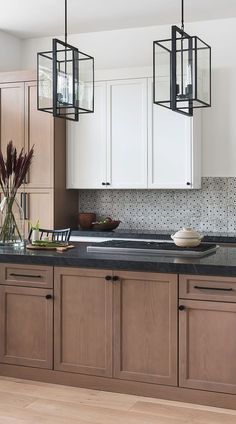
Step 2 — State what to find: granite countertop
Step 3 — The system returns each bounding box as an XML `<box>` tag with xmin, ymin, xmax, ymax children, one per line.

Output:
<box><xmin>71</xmin><ymin>229</ymin><xmax>236</xmax><ymax>244</ymax></box>
<box><xmin>1</xmin><ymin>242</ymin><xmax>236</xmax><ymax>277</ymax></box>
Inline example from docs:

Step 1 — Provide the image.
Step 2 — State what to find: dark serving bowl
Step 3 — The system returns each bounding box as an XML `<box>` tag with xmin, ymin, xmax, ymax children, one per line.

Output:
<box><xmin>91</xmin><ymin>220</ymin><xmax>121</xmax><ymax>231</ymax></box>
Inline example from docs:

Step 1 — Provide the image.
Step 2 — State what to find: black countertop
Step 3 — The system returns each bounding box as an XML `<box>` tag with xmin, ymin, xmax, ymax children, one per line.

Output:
<box><xmin>72</xmin><ymin>229</ymin><xmax>236</xmax><ymax>244</ymax></box>
<box><xmin>1</xmin><ymin>242</ymin><xmax>236</xmax><ymax>277</ymax></box>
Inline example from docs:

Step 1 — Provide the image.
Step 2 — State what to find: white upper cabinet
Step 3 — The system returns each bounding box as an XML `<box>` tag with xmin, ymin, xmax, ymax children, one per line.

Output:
<box><xmin>106</xmin><ymin>79</ymin><xmax>148</xmax><ymax>188</ymax></box>
<box><xmin>67</xmin><ymin>73</ymin><xmax>201</xmax><ymax>190</ymax></box>
<box><xmin>67</xmin><ymin>82</ymin><xmax>107</xmax><ymax>189</ymax></box>
<box><xmin>148</xmin><ymin>78</ymin><xmax>201</xmax><ymax>189</ymax></box>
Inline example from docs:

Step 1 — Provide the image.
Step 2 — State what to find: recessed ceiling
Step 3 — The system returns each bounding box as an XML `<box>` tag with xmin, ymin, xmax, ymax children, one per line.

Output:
<box><xmin>0</xmin><ymin>0</ymin><xmax>236</xmax><ymax>39</ymax></box>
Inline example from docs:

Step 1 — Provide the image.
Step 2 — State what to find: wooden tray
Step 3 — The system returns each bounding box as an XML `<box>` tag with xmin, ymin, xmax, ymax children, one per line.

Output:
<box><xmin>26</xmin><ymin>244</ymin><xmax>75</xmax><ymax>252</ymax></box>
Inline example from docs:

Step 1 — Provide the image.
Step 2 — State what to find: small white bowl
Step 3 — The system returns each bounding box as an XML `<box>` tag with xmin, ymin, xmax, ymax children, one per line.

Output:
<box><xmin>171</xmin><ymin>227</ymin><xmax>203</xmax><ymax>248</ymax></box>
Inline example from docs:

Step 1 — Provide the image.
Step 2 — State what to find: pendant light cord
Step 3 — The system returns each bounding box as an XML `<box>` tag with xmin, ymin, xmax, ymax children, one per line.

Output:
<box><xmin>181</xmin><ymin>0</ymin><xmax>184</xmax><ymax>31</ymax></box>
<box><xmin>65</xmin><ymin>0</ymin><xmax>68</xmax><ymax>44</ymax></box>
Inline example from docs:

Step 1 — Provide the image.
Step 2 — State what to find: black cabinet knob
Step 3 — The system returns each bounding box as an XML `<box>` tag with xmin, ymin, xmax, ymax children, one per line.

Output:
<box><xmin>178</xmin><ymin>305</ymin><xmax>186</xmax><ymax>311</ymax></box>
<box><xmin>102</xmin><ymin>182</ymin><xmax>106</xmax><ymax>186</ymax></box>
<box><xmin>106</xmin><ymin>182</ymin><xmax>110</xmax><ymax>186</ymax></box>
<box><xmin>45</xmin><ymin>294</ymin><xmax>53</xmax><ymax>300</ymax></box>
<box><xmin>105</xmin><ymin>275</ymin><xmax>112</xmax><ymax>281</ymax></box>
<box><xmin>112</xmin><ymin>276</ymin><xmax>119</xmax><ymax>282</ymax></box>
<box><xmin>186</xmin><ymin>182</ymin><xmax>191</xmax><ymax>186</ymax></box>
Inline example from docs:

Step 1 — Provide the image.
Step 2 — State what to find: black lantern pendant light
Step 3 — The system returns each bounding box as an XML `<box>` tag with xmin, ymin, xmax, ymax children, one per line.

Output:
<box><xmin>37</xmin><ymin>0</ymin><xmax>94</xmax><ymax>121</ymax></box>
<box><xmin>153</xmin><ymin>0</ymin><xmax>211</xmax><ymax>116</ymax></box>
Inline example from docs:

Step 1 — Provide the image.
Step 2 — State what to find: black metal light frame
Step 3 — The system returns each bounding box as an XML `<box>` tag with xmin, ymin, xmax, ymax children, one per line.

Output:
<box><xmin>37</xmin><ymin>0</ymin><xmax>94</xmax><ymax>121</ymax></box>
<box><xmin>153</xmin><ymin>1</ymin><xmax>211</xmax><ymax>117</ymax></box>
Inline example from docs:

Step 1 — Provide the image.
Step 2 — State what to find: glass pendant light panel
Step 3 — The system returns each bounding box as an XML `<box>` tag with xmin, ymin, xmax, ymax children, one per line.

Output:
<box><xmin>175</xmin><ymin>33</ymin><xmax>195</xmax><ymax>112</ymax></box>
<box><xmin>37</xmin><ymin>51</ymin><xmax>53</xmax><ymax>113</ymax></box>
<box><xmin>195</xmin><ymin>37</ymin><xmax>211</xmax><ymax>107</ymax></box>
<box><xmin>78</xmin><ymin>51</ymin><xmax>94</xmax><ymax>113</ymax></box>
<box><xmin>153</xmin><ymin>40</ymin><xmax>172</xmax><ymax>108</ymax></box>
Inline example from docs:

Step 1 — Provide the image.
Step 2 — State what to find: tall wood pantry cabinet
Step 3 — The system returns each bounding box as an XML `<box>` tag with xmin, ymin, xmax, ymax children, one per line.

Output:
<box><xmin>0</xmin><ymin>71</ymin><xmax>78</xmax><ymax>236</ymax></box>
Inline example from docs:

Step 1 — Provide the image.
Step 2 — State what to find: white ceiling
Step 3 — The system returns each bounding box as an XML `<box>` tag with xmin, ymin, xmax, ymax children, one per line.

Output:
<box><xmin>0</xmin><ymin>0</ymin><xmax>236</xmax><ymax>39</ymax></box>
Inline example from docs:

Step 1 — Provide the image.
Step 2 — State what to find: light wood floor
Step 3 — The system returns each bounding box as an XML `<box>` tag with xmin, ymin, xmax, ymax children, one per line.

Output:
<box><xmin>0</xmin><ymin>377</ymin><xmax>236</xmax><ymax>424</ymax></box>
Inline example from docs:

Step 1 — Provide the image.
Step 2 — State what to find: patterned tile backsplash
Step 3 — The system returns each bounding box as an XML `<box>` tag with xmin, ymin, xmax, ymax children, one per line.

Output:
<box><xmin>78</xmin><ymin>178</ymin><xmax>236</xmax><ymax>233</ymax></box>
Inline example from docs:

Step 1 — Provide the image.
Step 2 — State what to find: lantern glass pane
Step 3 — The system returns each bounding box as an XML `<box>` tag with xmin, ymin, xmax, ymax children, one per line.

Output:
<box><xmin>56</xmin><ymin>45</ymin><xmax>74</xmax><ymax>107</ymax></box>
<box><xmin>196</xmin><ymin>37</ymin><xmax>211</xmax><ymax>106</ymax></box>
<box><xmin>175</xmin><ymin>35</ymin><xmax>195</xmax><ymax>111</ymax></box>
<box><xmin>77</xmin><ymin>51</ymin><xmax>94</xmax><ymax>113</ymax></box>
<box><xmin>38</xmin><ymin>51</ymin><xmax>53</xmax><ymax>111</ymax></box>
<box><xmin>153</xmin><ymin>40</ymin><xmax>171</xmax><ymax>108</ymax></box>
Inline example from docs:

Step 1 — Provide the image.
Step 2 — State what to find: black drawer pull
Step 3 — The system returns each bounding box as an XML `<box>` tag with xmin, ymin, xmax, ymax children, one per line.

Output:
<box><xmin>112</xmin><ymin>276</ymin><xmax>119</xmax><ymax>282</ymax></box>
<box><xmin>45</xmin><ymin>294</ymin><xmax>53</xmax><ymax>300</ymax></box>
<box><xmin>179</xmin><ymin>305</ymin><xmax>186</xmax><ymax>311</ymax></box>
<box><xmin>105</xmin><ymin>275</ymin><xmax>112</xmax><ymax>281</ymax></box>
<box><xmin>9</xmin><ymin>273</ymin><xmax>42</xmax><ymax>279</ymax></box>
<box><xmin>194</xmin><ymin>285</ymin><xmax>233</xmax><ymax>292</ymax></box>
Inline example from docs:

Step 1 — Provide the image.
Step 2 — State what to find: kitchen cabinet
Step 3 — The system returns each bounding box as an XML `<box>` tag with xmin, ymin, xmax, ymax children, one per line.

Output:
<box><xmin>67</xmin><ymin>78</ymin><xmax>148</xmax><ymax>189</ymax></box>
<box><xmin>0</xmin><ymin>285</ymin><xmax>53</xmax><ymax>369</ymax></box>
<box><xmin>20</xmin><ymin>189</ymin><xmax>54</xmax><ymax>236</ymax></box>
<box><xmin>25</xmin><ymin>82</ymin><xmax>53</xmax><ymax>188</ymax></box>
<box><xmin>67</xmin><ymin>82</ymin><xmax>107</xmax><ymax>189</ymax></box>
<box><xmin>0</xmin><ymin>82</ymin><xmax>25</xmax><ymax>154</ymax></box>
<box><xmin>67</xmin><ymin>74</ymin><xmax>201</xmax><ymax>190</ymax></box>
<box><xmin>113</xmin><ymin>271</ymin><xmax>178</xmax><ymax>385</ymax></box>
<box><xmin>106</xmin><ymin>79</ymin><xmax>148</xmax><ymax>188</ymax></box>
<box><xmin>54</xmin><ymin>267</ymin><xmax>177</xmax><ymax>385</ymax></box>
<box><xmin>179</xmin><ymin>274</ymin><xmax>236</xmax><ymax>395</ymax></box>
<box><xmin>148</xmin><ymin>78</ymin><xmax>201</xmax><ymax>189</ymax></box>
<box><xmin>0</xmin><ymin>71</ymin><xmax>78</xmax><ymax>231</ymax></box>
<box><xmin>54</xmin><ymin>267</ymin><xmax>113</xmax><ymax>377</ymax></box>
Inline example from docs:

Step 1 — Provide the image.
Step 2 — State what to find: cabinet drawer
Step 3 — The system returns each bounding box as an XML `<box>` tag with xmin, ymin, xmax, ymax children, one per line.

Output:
<box><xmin>0</xmin><ymin>264</ymin><xmax>53</xmax><ymax>288</ymax></box>
<box><xmin>180</xmin><ymin>274</ymin><xmax>236</xmax><ymax>302</ymax></box>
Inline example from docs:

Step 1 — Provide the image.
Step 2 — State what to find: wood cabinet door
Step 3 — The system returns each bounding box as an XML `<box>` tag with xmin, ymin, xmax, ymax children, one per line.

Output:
<box><xmin>67</xmin><ymin>82</ymin><xmax>107</xmax><ymax>189</ymax></box>
<box><xmin>54</xmin><ymin>267</ymin><xmax>113</xmax><ymax>377</ymax></box>
<box><xmin>114</xmin><ymin>271</ymin><xmax>178</xmax><ymax>385</ymax></box>
<box><xmin>0</xmin><ymin>82</ymin><xmax>25</xmax><ymax>153</ymax></box>
<box><xmin>0</xmin><ymin>286</ymin><xmax>53</xmax><ymax>369</ymax></box>
<box><xmin>147</xmin><ymin>78</ymin><xmax>201</xmax><ymax>189</ymax></box>
<box><xmin>25</xmin><ymin>82</ymin><xmax>54</xmax><ymax>188</ymax></box>
<box><xmin>23</xmin><ymin>189</ymin><xmax>54</xmax><ymax>236</ymax></box>
<box><xmin>107</xmin><ymin>79</ymin><xmax>148</xmax><ymax>188</ymax></box>
<box><xmin>179</xmin><ymin>300</ymin><xmax>236</xmax><ymax>394</ymax></box>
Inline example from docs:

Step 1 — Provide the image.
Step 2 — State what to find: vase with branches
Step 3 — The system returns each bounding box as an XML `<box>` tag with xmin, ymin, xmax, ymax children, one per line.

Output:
<box><xmin>0</xmin><ymin>141</ymin><xmax>34</xmax><ymax>246</ymax></box>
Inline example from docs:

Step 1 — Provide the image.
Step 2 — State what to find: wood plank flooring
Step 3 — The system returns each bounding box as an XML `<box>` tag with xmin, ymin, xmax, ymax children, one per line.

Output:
<box><xmin>0</xmin><ymin>377</ymin><xmax>236</xmax><ymax>423</ymax></box>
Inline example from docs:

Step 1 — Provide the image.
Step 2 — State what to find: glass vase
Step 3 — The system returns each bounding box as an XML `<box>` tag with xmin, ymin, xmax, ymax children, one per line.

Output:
<box><xmin>0</xmin><ymin>195</ymin><xmax>25</xmax><ymax>246</ymax></box>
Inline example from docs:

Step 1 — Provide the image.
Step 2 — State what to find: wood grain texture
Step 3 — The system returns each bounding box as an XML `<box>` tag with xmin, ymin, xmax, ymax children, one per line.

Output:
<box><xmin>0</xmin><ymin>376</ymin><xmax>236</xmax><ymax>423</ymax></box>
<box><xmin>113</xmin><ymin>271</ymin><xmax>178</xmax><ymax>386</ymax></box>
<box><xmin>180</xmin><ymin>274</ymin><xmax>236</xmax><ymax>302</ymax></box>
<box><xmin>0</xmin><ymin>263</ymin><xmax>53</xmax><ymax>288</ymax></box>
<box><xmin>54</xmin><ymin>267</ymin><xmax>113</xmax><ymax>377</ymax></box>
<box><xmin>1</xmin><ymin>363</ymin><xmax>236</xmax><ymax>409</ymax></box>
<box><xmin>25</xmin><ymin>82</ymin><xmax>54</xmax><ymax>188</ymax></box>
<box><xmin>0</xmin><ymin>286</ymin><xmax>53</xmax><ymax>369</ymax></box>
<box><xmin>0</xmin><ymin>82</ymin><xmax>25</xmax><ymax>154</ymax></box>
<box><xmin>179</xmin><ymin>299</ymin><xmax>236</xmax><ymax>394</ymax></box>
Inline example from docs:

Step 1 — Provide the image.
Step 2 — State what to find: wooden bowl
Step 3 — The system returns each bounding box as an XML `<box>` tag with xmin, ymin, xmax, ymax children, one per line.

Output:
<box><xmin>78</xmin><ymin>213</ymin><xmax>96</xmax><ymax>229</ymax></box>
<box><xmin>91</xmin><ymin>220</ymin><xmax>121</xmax><ymax>231</ymax></box>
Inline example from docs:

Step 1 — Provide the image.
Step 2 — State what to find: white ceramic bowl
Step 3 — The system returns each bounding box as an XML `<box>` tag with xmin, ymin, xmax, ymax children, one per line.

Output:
<box><xmin>171</xmin><ymin>227</ymin><xmax>203</xmax><ymax>248</ymax></box>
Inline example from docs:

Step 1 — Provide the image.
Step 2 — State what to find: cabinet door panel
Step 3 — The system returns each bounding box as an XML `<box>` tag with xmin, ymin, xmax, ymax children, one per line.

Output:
<box><xmin>0</xmin><ymin>83</ymin><xmax>25</xmax><ymax>153</ymax></box>
<box><xmin>25</xmin><ymin>82</ymin><xmax>53</xmax><ymax>188</ymax></box>
<box><xmin>148</xmin><ymin>78</ymin><xmax>201</xmax><ymax>189</ymax></box>
<box><xmin>179</xmin><ymin>300</ymin><xmax>236</xmax><ymax>394</ymax></box>
<box><xmin>107</xmin><ymin>79</ymin><xmax>148</xmax><ymax>188</ymax></box>
<box><xmin>24</xmin><ymin>190</ymin><xmax>54</xmax><ymax>236</ymax></box>
<box><xmin>114</xmin><ymin>271</ymin><xmax>178</xmax><ymax>385</ymax></box>
<box><xmin>67</xmin><ymin>82</ymin><xmax>107</xmax><ymax>189</ymax></box>
<box><xmin>54</xmin><ymin>267</ymin><xmax>113</xmax><ymax>377</ymax></box>
<box><xmin>0</xmin><ymin>286</ymin><xmax>53</xmax><ymax>368</ymax></box>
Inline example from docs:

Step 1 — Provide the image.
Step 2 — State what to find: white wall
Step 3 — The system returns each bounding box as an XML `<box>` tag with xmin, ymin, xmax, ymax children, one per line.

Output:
<box><xmin>21</xmin><ymin>18</ymin><xmax>236</xmax><ymax>177</ymax></box>
<box><xmin>0</xmin><ymin>30</ymin><xmax>22</xmax><ymax>71</ymax></box>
